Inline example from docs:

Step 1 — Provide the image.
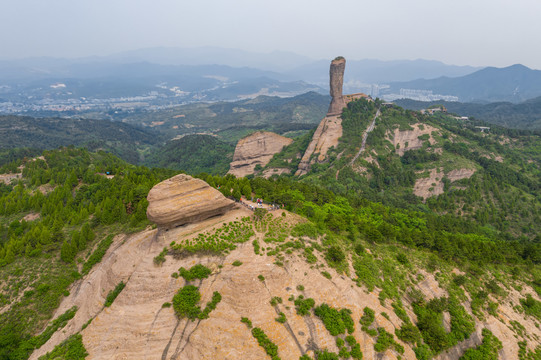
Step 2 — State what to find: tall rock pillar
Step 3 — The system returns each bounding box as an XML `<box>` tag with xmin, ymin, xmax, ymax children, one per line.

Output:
<box><xmin>327</xmin><ymin>56</ymin><xmax>346</xmax><ymax>116</ymax></box>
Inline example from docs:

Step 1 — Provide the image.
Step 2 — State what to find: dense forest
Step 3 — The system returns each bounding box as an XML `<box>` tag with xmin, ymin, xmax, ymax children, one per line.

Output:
<box><xmin>284</xmin><ymin>98</ymin><xmax>541</xmax><ymax>239</ymax></box>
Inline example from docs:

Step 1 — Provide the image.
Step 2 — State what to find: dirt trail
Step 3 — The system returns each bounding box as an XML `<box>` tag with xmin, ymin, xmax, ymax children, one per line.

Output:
<box><xmin>350</xmin><ymin>108</ymin><xmax>380</xmax><ymax>166</ymax></box>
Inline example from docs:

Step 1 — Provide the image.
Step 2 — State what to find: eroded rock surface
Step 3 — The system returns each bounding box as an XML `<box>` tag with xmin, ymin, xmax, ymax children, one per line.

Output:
<box><xmin>146</xmin><ymin>174</ymin><xmax>234</xmax><ymax>229</ymax></box>
<box><xmin>327</xmin><ymin>57</ymin><xmax>347</xmax><ymax>116</ymax></box>
<box><xmin>228</xmin><ymin>131</ymin><xmax>293</xmax><ymax>177</ymax></box>
<box><xmin>295</xmin><ymin>115</ymin><xmax>342</xmax><ymax>176</ymax></box>
<box><xmin>388</xmin><ymin>123</ymin><xmax>439</xmax><ymax>155</ymax></box>
<box><xmin>30</xmin><ymin>207</ymin><xmax>541</xmax><ymax>360</ymax></box>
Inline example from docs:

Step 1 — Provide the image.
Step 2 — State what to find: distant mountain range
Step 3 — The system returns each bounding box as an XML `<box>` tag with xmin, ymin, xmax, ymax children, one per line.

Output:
<box><xmin>395</xmin><ymin>96</ymin><xmax>541</xmax><ymax>130</ymax></box>
<box><xmin>387</xmin><ymin>64</ymin><xmax>541</xmax><ymax>103</ymax></box>
<box><xmin>2</xmin><ymin>47</ymin><xmax>541</xmax><ymax>110</ymax></box>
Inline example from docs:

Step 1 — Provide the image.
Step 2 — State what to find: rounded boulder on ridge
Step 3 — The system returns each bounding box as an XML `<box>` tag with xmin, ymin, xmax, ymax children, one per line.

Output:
<box><xmin>146</xmin><ymin>174</ymin><xmax>235</xmax><ymax>229</ymax></box>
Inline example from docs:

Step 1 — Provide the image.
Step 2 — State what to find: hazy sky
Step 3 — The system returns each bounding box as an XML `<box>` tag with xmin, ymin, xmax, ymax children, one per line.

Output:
<box><xmin>1</xmin><ymin>0</ymin><xmax>540</xmax><ymax>68</ymax></box>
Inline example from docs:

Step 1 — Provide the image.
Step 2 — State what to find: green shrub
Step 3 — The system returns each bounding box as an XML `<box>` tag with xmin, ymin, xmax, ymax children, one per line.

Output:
<box><xmin>520</xmin><ymin>294</ymin><xmax>541</xmax><ymax>320</ymax></box>
<box><xmin>258</xmin><ymin>275</ymin><xmax>265</xmax><ymax>282</ymax></box>
<box><xmin>321</xmin><ymin>271</ymin><xmax>332</xmax><ymax>279</ymax></box>
<box><xmin>315</xmin><ymin>349</ymin><xmax>339</xmax><ymax>360</ymax></box>
<box><xmin>374</xmin><ymin>327</ymin><xmax>404</xmax><ymax>354</ymax></box>
<box><xmin>270</xmin><ymin>296</ymin><xmax>283</xmax><ymax>306</ymax></box>
<box><xmin>241</xmin><ymin>317</ymin><xmax>252</xmax><ymax>328</ymax></box>
<box><xmin>104</xmin><ymin>281</ymin><xmax>125</xmax><ymax>307</ymax></box>
<box><xmin>173</xmin><ymin>285</ymin><xmax>201</xmax><ymax>320</ymax></box>
<box><xmin>294</xmin><ymin>295</ymin><xmax>315</xmax><ymax>316</ymax></box>
<box><xmin>314</xmin><ymin>304</ymin><xmax>354</xmax><ymax>336</ymax></box>
<box><xmin>325</xmin><ymin>245</ymin><xmax>345</xmax><ymax>264</ymax></box>
<box><xmin>153</xmin><ymin>247</ymin><xmax>168</xmax><ymax>266</ymax></box>
<box><xmin>232</xmin><ymin>260</ymin><xmax>243</xmax><ymax>266</ymax></box>
<box><xmin>82</xmin><ymin>234</ymin><xmax>114</xmax><ymax>275</ymax></box>
<box><xmin>396</xmin><ymin>322</ymin><xmax>421</xmax><ymax>344</ymax></box>
<box><xmin>275</xmin><ymin>312</ymin><xmax>286</xmax><ymax>324</ymax></box>
<box><xmin>360</xmin><ymin>307</ymin><xmax>375</xmax><ymax>327</ymax></box>
<box><xmin>199</xmin><ymin>292</ymin><xmax>222</xmax><ymax>319</ymax></box>
<box><xmin>39</xmin><ymin>333</ymin><xmax>88</xmax><ymax>360</ymax></box>
<box><xmin>251</xmin><ymin>327</ymin><xmax>281</xmax><ymax>360</ymax></box>
<box><xmin>172</xmin><ymin>285</ymin><xmax>221</xmax><ymax>321</ymax></box>
<box><xmin>460</xmin><ymin>329</ymin><xmax>502</xmax><ymax>360</ymax></box>
<box><xmin>178</xmin><ymin>264</ymin><xmax>212</xmax><ymax>281</ymax></box>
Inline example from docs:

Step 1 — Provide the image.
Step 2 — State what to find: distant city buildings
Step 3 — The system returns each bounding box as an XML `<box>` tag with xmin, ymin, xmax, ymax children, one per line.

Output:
<box><xmin>383</xmin><ymin>88</ymin><xmax>459</xmax><ymax>102</ymax></box>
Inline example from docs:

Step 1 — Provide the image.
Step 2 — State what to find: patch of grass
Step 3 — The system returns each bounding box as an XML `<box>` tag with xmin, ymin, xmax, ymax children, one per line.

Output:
<box><xmin>251</xmin><ymin>327</ymin><xmax>281</xmax><ymax>360</ymax></box>
<box><xmin>82</xmin><ymin>234</ymin><xmax>115</xmax><ymax>275</ymax></box>
<box><xmin>104</xmin><ymin>281</ymin><xmax>125</xmax><ymax>307</ymax></box>
<box><xmin>321</xmin><ymin>271</ymin><xmax>332</xmax><ymax>279</ymax></box>
<box><xmin>232</xmin><ymin>260</ymin><xmax>243</xmax><ymax>266</ymax></box>
<box><xmin>38</xmin><ymin>333</ymin><xmax>88</xmax><ymax>360</ymax></box>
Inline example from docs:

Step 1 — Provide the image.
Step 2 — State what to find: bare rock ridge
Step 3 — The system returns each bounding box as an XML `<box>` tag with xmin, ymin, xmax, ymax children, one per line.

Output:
<box><xmin>327</xmin><ymin>57</ymin><xmax>347</xmax><ymax>116</ymax></box>
<box><xmin>146</xmin><ymin>174</ymin><xmax>235</xmax><ymax>229</ymax></box>
<box><xmin>295</xmin><ymin>115</ymin><xmax>343</xmax><ymax>176</ymax></box>
<box><xmin>297</xmin><ymin>57</ymin><xmax>366</xmax><ymax>176</ymax></box>
<box><xmin>228</xmin><ymin>131</ymin><xmax>293</xmax><ymax>177</ymax></box>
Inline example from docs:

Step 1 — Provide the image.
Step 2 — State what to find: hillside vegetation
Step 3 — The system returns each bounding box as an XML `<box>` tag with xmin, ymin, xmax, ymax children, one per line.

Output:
<box><xmin>0</xmin><ymin>147</ymin><xmax>540</xmax><ymax>359</ymax></box>
<box><xmin>396</xmin><ymin>96</ymin><xmax>541</xmax><ymax>130</ymax></box>
<box><xmin>272</xmin><ymin>98</ymin><xmax>541</xmax><ymax>239</ymax></box>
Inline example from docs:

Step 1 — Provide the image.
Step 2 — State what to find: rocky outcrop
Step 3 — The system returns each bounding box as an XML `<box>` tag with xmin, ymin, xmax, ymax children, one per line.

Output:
<box><xmin>387</xmin><ymin>123</ymin><xmax>439</xmax><ymax>156</ymax></box>
<box><xmin>228</xmin><ymin>131</ymin><xmax>293</xmax><ymax>177</ymax></box>
<box><xmin>146</xmin><ymin>174</ymin><xmax>234</xmax><ymax>229</ymax></box>
<box><xmin>327</xmin><ymin>57</ymin><xmax>347</xmax><ymax>116</ymax></box>
<box><xmin>295</xmin><ymin>115</ymin><xmax>342</xmax><ymax>176</ymax></box>
<box><xmin>296</xmin><ymin>57</ymin><xmax>351</xmax><ymax>176</ymax></box>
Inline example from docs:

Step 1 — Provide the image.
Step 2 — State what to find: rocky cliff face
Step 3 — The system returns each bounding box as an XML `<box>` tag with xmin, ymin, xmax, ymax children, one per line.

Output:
<box><xmin>295</xmin><ymin>115</ymin><xmax>343</xmax><ymax>176</ymax></box>
<box><xmin>296</xmin><ymin>57</ymin><xmax>348</xmax><ymax>176</ymax></box>
<box><xmin>228</xmin><ymin>131</ymin><xmax>293</xmax><ymax>178</ymax></box>
<box><xmin>327</xmin><ymin>57</ymin><xmax>347</xmax><ymax>116</ymax></box>
<box><xmin>146</xmin><ymin>174</ymin><xmax>235</xmax><ymax>229</ymax></box>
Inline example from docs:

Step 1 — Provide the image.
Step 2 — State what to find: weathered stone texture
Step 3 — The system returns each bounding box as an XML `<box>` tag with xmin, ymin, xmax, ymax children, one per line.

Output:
<box><xmin>228</xmin><ymin>131</ymin><xmax>293</xmax><ymax>177</ymax></box>
<box><xmin>327</xmin><ymin>57</ymin><xmax>347</xmax><ymax>116</ymax></box>
<box><xmin>146</xmin><ymin>174</ymin><xmax>234</xmax><ymax>229</ymax></box>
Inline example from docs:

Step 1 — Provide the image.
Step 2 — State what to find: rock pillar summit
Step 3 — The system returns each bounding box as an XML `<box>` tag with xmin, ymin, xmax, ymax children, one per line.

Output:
<box><xmin>327</xmin><ymin>56</ymin><xmax>347</xmax><ymax>116</ymax></box>
<box><xmin>295</xmin><ymin>57</ymin><xmax>347</xmax><ymax>176</ymax></box>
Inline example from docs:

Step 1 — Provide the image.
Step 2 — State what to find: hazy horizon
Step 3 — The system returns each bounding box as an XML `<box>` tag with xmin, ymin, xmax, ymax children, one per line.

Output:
<box><xmin>1</xmin><ymin>0</ymin><xmax>540</xmax><ymax>69</ymax></box>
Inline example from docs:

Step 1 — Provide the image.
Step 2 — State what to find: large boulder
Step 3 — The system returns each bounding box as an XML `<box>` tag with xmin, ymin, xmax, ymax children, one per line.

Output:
<box><xmin>146</xmin><ymin>174</ymin><xmax>235</xmax><ymax>229</ymax></box>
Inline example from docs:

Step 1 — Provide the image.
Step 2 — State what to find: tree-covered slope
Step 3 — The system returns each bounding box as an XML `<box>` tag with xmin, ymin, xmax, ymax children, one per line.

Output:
<box><xmin>269</xmin><ymin>98</ymin><xmax>541</xmax><ymax>239</ymax></box>
<box><xmin>0</xmin><ymin>148</ymin><xmax>177</xmax><ymax>359</ymax></box>
<box><xmin>0</xmin><ymin>115</ymin><xmax>162</xmax><ymax>164</ymax></box>
<box><xmin>1</xmin><ymin>148</ymin><xmax>540</xmax><ymax>359</ymax></box>
<box><xmin>143</xmin><ymin>135</ymin><xmax>235</xmax><ymax>175</ymax></box>
<box><xmin>111</xmin><ymin>91</ymin><xmax>328</xmax><ymax>141</ymax></box>
<box><xmin>395</xmin><ymin>96</ymin><xmax>541</xmax><ymax>130</ymax></box>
